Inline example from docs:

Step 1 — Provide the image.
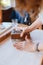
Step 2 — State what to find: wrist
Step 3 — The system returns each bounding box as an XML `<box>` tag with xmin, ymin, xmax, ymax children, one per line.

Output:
<box><xmin>26</xmin><ymin>26</ymin><xmax>30</xmax><ymax>33</ymax></box>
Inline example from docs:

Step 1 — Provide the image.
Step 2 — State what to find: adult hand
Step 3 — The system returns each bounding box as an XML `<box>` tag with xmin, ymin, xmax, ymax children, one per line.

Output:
<box><xmin>20</xmin><ymin>27</ymin><xmax>30</xmax><ymax>37</ymax></box>
<box><xmin>13</xmin><ymin>35</ymin><xmax>35</xmax><ymax>52</ymax></box>
<box><xmin>13</xmin><ymin>35</ymin><xmax>30</xmax><ymax>50</ymax></box>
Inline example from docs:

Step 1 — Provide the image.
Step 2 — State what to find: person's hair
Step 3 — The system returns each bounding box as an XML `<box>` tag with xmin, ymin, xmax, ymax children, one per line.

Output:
<box><xmin>16</xmin><ymin>0</ymin><xmax>42</xmax><ymax>11</ymax></box>
<box><xmin>40</xmin><ymin>0</ymin><xmax>43</xmax><ymax>9</ymax></box>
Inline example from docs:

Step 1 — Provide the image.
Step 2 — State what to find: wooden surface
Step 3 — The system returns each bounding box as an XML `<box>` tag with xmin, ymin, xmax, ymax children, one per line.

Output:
<box><xmin>0</xmin><ymin>22</ymin><xmax>28</xmax><ymax>42</ymax></box>
<box><xmin>0</xmin><ymin>22</ymin><xmax>13</xmax><ymax>42</ymax></box>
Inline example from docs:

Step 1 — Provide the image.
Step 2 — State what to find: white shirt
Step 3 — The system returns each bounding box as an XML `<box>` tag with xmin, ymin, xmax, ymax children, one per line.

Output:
<box><xmin>39</xmin><ymin>10</ymin><xmax>43</xmax><ymax>24</ymax></box>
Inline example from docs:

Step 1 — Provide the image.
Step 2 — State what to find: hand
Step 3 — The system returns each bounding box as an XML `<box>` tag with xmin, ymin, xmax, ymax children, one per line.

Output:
<box><xmin>20</xmin><ymin>27</ymin><xmax>30</xmax><ymax>37</ymax></box>
<box><xmin>13</xmin><ymin>36</ymin><xmax>35</xmax><ymax>52</ymax></box>
<box><xmin>13</xmin><ymin>36</ymin><xmax>31</xmax><ymax>50</ymax></box>
<box><xmin>13</xmin><ymin>41</ymin><xmax>25</xmax><ymax>50</ymax></box>
<box><xmin>13</xmin><ymin>35</ymin><xmax>29</xmax><ymax>50</ymax></box>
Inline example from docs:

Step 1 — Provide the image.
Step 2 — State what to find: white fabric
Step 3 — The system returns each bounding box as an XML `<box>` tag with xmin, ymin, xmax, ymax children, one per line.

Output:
<box><xmin>39</xmin><ymin>10</ymin><xmax>43</xmax><ymax>24</ymax></box>
<box><xmin>30</xmin><ymin>29</ymin><xmax>43</xmax><ymax>43</ymax></box>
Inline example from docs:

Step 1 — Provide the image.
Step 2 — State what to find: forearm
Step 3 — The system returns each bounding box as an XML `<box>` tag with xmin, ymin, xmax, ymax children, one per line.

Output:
<box><xmin>27</xmin><ymin>18</ymin><xmax>42</xmax><ymax>32</ymax></box>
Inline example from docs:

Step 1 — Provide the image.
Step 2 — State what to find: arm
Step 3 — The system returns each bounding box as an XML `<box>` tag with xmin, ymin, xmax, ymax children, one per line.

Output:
<box><xmin>28</xmin><ymin>18</ymin><xmax>42</xmax><ymax>32</ymax></box>
<box><xmin>20</xmin><ymin>18</ymin><xmax>42</xmax><ymax>37</ymax></box>
<box><xmin>24</xmin><ymin>18</ymin><xmax>42</xmax><ymax>32</ymax></box>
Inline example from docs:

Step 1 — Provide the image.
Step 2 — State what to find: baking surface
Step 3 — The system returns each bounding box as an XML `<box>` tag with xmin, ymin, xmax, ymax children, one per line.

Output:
<box><xmin>0</xmin><ymin>36</ymin><xmax>43</xmax><ymax>65</ymax></box>
<box><xmin>0</xmin><ymin>22</ymin><xmax>43</xmax><ymax>65</ymax></box>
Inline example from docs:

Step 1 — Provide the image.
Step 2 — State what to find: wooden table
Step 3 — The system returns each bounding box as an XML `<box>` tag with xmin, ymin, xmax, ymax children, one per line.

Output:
<box><xmin>0</xmin><ymin>22</ymin><xmax>13</xmax><ymax>42</ymax></box>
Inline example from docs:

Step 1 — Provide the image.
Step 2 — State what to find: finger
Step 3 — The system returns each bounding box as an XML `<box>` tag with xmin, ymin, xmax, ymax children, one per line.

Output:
<box><xmin>13</xmin><ymin>41</ymin><xmax>23</xmax><ymax>47</ymax></box>
<box><xmin>25</xmin><ymin>35</ymin><xmax>29</xmax><ymax>42</ymax></box>
<box><xmin>15</xmin><ymin>44</ymin><xmax>22</xmax><ymax>48</ymax></box>
<box><xmin>16</xmin><ymin>46</ymin><xmax>24</xmax><ymax>50</ymax></box>
<box><xmin>13</xmin><ymin>42</ymin><xmax>19</xmax><ymax>47</ymax></box>
<box><xmin>13</xmin><ymin>42</ymin><xmax>22</xmax><ymax>47</ymax></box>
<box><xmin>20</xmin><ymin>31</ymin><xmax>25</xmax><ymax>37</ymax></box>
<box><xmin>13</xmin><ymin>43</ymin><xmax>18</xmax><ymax>47</ymax></box>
